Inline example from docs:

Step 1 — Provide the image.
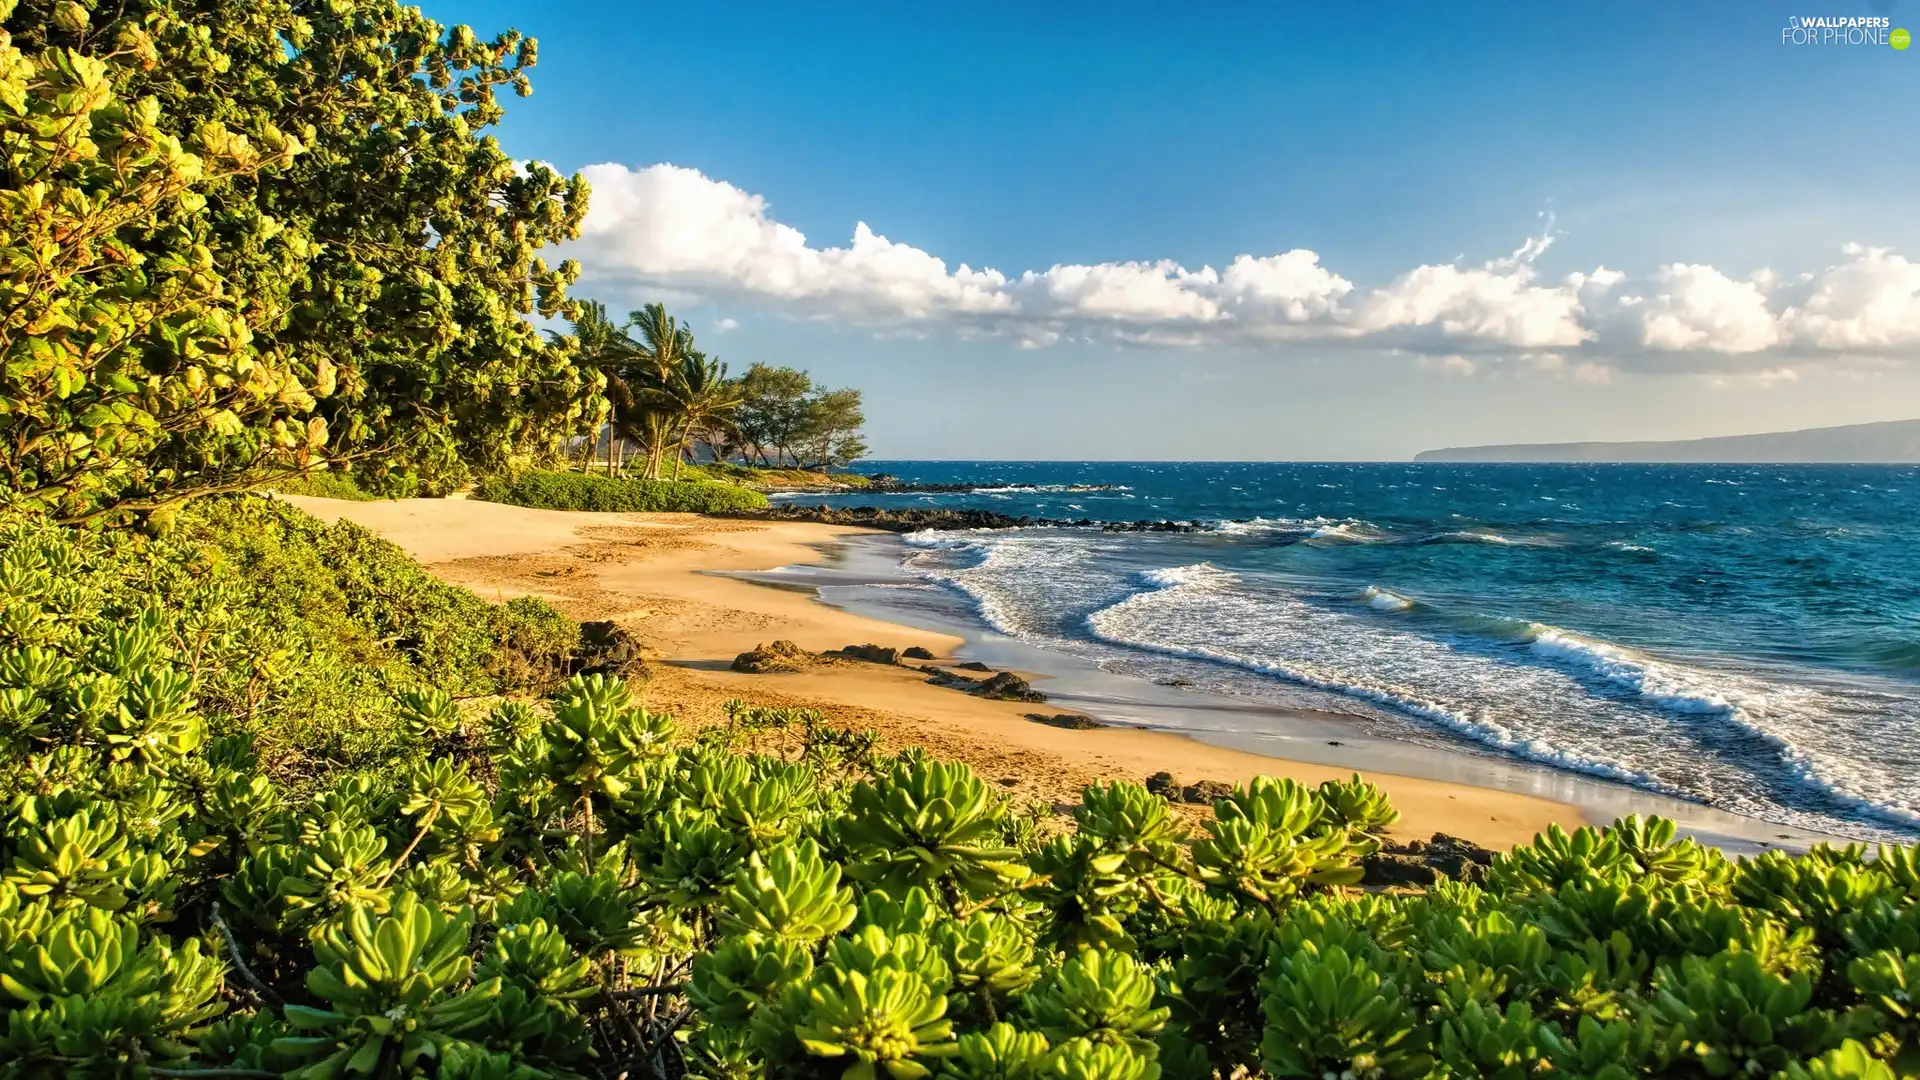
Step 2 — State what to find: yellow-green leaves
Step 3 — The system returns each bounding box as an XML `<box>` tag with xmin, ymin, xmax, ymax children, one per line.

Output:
<box><xmin>721</xmin><ymin>838</ymin><xmax>857</xmax><ymax>944</ymax></box>
<box><xmin>844</xmin><ymin>758</ymin><xmax>1029</xmax><ymax>902</ymax></box>
<box><xmin>278</xmin><ymin>892</ymin><xmax>500</xmax><ymax>1078</ymax></box>
<box><xmin>2</xmin><ymin>0</ymin><xmax>589</xmax><ymax>521</ymax></box>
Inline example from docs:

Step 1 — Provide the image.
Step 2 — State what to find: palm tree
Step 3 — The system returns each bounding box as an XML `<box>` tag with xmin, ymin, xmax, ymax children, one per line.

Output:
<box><xmin>660</xmin><ymin>350</ymin><xmax>745</xmax><ymax>480</ymax></box>
<box><xmin>626</xmin><ymin>303</ymin><xmax>698</xmax><ymax>480</ymax></box>
<box><xmin>552</xmin><ymin>300</ymin><xmax>643</xmax><ymax>473</ymax></box>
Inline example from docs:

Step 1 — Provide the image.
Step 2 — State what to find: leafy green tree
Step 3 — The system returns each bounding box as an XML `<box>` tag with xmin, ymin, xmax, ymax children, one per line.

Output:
<box><xmin>735</xmin><ymin>363</ymin><xmax>815</xmax><ymax>466</ymax></box>
<box><xmin>1</xmin><ymin>0</ymin><xmax>593</xmax><ymax>522</ymax></box>
<box><xmin>800</xmin><ymin>387</ymin><xmax>869</xmax><ymax>469</ymax></box>
<box><xmin>733</xmin><ymin>364</ymin><xmax>869</xmax><ymax>469</ymax></box>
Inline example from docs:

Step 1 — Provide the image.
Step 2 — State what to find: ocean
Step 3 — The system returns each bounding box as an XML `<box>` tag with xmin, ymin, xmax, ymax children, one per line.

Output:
<box><xmin>780</xmin><ymin>462</ymin><xmax>1920</xmax><ymax>843</ymax></box>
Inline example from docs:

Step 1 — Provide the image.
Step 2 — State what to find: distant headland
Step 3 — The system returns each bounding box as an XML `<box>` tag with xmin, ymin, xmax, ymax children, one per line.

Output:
<box><xmin>1415</xmin><ymin>417</ymin><xmax>1920</xmax><ymax>463</ymax></box>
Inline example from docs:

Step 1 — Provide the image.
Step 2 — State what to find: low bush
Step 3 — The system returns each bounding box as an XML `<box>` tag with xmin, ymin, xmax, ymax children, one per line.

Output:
<box><xmin>267</xmin><ymin>474</ymin><xmax>384</xmax><ymax>502</ymax></box>
<box><xmin>2</xmin><ymin>502</ymin><xmax>1914</xmax><ymax>1080</ymax></box>
<box><xmin>0</xmin><ymin>498</ymin><xmax>580</xmax><ymax>791</ymax></box>
<box><xmin>684</xmin><ymin>462</ymin><xmax>876</xmax><ymax>489</ymax></box>
<box><xmin>476</xmin><ymin>469</ymin><xmax>772</xmax><ymax>513</ymax></box>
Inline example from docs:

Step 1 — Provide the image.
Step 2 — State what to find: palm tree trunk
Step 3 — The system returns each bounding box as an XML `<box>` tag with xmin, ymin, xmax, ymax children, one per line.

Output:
<box><xmin>671</xmin><ymin>419</ymin><xmax>695</xmax><ymax>481</ymax></box>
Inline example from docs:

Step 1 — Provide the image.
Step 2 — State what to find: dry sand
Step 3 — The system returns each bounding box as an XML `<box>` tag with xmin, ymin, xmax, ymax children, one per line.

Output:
<box><xmin>282</xmin><ymin>495</ymin><xmax>1587</xmax><ymax>848</ymax></box>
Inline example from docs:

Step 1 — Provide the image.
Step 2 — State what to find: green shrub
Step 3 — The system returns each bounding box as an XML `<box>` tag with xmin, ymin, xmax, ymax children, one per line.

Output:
<box><xmin>0</xmin><ymin>498</ymin><xmax>580</xmax><ymax>793</ymax></box>
<box><xmin>268</xmin><ymin>473</ymin><xmax>384</xmax><ymax>502</ymax></box>
<box><xmin>476</xmin><ymin>469</ymin><xmax>771</xmax><ymax>513</ymax></box>
<box><xmin>2</xmin><ymin>504</ymin><xmax>1917</xmax><ymax>1080</ymax></box>
<box><xmin>683</xmin><ymin>462</ymin><xmax>877</xmax><ymax>489</ymax></box>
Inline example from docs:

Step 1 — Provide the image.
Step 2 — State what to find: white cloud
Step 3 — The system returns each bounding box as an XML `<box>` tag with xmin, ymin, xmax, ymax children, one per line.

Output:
<box><xmin>1017</xmin><ymin>260</ymin><xmax>1223</xmax><ymax>323</ymax></box>
<box><xmin>572</xmin><ymin>163</ymin><xmax>1011</xmax><ymax>322</ymax></box>
<box><xmin>1640</xmin><ymin>264</ymin><xmax>1780</xmax><ymax>353</ymax></box>
<box><xmin>1779</xmin><ymin>244</ymin><xmax>1920</xmax><ymax>350</ymax></box>
<box><xmin>564</xmin><ymin>161</ymin><xmax>1920</xmax><ymax>376</ymax></box>
<box><xmin>1219</xmin><ymin>251</ymin><xmax>1354</xmax><ymax>321</ymax></box>
<box><xmin>713</xmin><ymin>317</ymin><xmax>739</xmax><ymax>332</ymax></box>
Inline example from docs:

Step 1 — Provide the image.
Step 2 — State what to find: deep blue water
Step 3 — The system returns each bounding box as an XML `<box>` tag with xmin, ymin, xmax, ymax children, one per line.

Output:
<box><xmin>791</xmin><ymin>462</ymin><xmax>1920</xmax><ymax>840</ymax></box>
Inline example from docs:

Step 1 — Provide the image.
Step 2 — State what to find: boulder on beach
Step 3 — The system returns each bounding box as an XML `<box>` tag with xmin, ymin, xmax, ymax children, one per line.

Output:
<box><xmin>1181</xmin><ymin>779</ymin><xmax>1235</xmax><ymax>805</ymax></box>
<box><xmin>903</xmin><ymin>646</ymin><xmax>935</xmax><ymax>660</ymax></box>
<box><xmin>1145</xmin><ymin>772</ymin><xmax>1234</xmax><ymax>804</ymax></box>
<box><xmin>957</xmin><ymin>661</ymin><xmax>993</xmax><ymax>672</ymax></box>
<box><xmin>836</xmin><ymin>643</ymin><xmax>900</xmax><ymax>665</ymax></box>
<box><xmin>976</xmin><ymin>671</ymin><xmax>1046</xmax><ymax>702</ymax></box>
<box><xmin>1362</xmin><ymin>832</ymin><xmax>1494</xmax><ymax>886</ymax></box>
<box><xmin>570</xmin><ymin>619</ymin><xmax>648</xmax><ymax>679</ymax></box>
<box><xmin>1026</xmin><ymin>712</ymin><xmax>1103</xmax><ymax>730</ymax></box>
<box><xmin>731</xmin><ymin>639</ymin><xmax>815</xmax><ymax>673</ymax></box>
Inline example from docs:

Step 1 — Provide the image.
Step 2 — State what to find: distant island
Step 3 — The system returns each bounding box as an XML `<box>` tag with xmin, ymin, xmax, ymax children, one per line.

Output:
<box><xmin>1415</xmin><ymin>417</ymin><xmax>1920</xmax><ymax>464</ymax></box>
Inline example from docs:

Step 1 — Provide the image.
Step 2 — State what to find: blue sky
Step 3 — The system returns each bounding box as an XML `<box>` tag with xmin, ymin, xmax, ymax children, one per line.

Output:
<box><xmin>433</xmin><ymin>1</ymin><xmax>1920</xmax><ymax>459</ymax></box>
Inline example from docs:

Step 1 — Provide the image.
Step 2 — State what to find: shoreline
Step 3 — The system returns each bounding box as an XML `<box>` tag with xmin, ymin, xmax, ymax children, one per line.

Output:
<box><xmin>745</xmin><ymin>532</ymin><xmax>1846</xmax><ymax>854</ymax></box>
<box><xmin>281</xmin><ymin>495</ymin><xmax>1828</xmax><ymax>852</ymax></box>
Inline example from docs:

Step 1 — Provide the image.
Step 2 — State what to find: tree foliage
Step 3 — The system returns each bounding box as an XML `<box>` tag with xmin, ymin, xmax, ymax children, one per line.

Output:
<box><xmin>733</xmin><ymin>362</ymin><xmax>869</xmax><ymax>469</ymax></box>
<box><xmin>0</xmin><ymin>0</ymin><xmax>595</xmax><ymax>523</ymax></box>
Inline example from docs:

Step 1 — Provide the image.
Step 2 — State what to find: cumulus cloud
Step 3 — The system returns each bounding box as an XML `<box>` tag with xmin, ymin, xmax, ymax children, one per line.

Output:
<box><xmin>573</xmin><ymin>163</ymin><xmax>1011</xmax><ymax>321</ymax></box>
<box><xmin>1639</xmin><ymin>264</ymin><xmax>1780</xmax><ymax>353</ymax></box>
<box><xmin>565</xmin><ymin>162</ymin><xmax>1920</xmax><ymax>375</ymax></box>
<box><xmin>1356</xmin><ymin>232</ymin><xmax>1592</xmax><ymax>350</ymax></box>
<box><xmin>1779</xmin><ymin>245</ymin><xmax>1920</xmax><ymax>350</ymax></box>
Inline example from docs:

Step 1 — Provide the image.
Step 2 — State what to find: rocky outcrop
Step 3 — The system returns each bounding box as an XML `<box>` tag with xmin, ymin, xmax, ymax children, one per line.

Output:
<box><xmin>919</xmin><ymin>665</ymin><xmax>1047</xmax><ymax>703</ymax></box>
<box><xmin>902</xmin><ymin>646</ymin><xmax>935</xmax><ymax>660</ymax></box>
<box><xmin>834</xmin><ymin>643</ymin><xmax>900</xmax><ymax>665</ymax></box>
<box><xmin>570</xmin><ymin>620</ymin><xmax>648</xmax><ymax>679</ymax></box>
<box><xmin>1144</xmin><ymin>772</ymin><xmax>1235</xmax><ymax>805</ymax></box>
<box><xmin>717</xmin><ymin>505</ymin><xmax>1205</xmax><ymax>534</ymax></box>
<box><xmin>1027</xmin><ymin>712</ymin><xmax>1104</xmax><ymax>730</ymax></box>
<box><xmin>1361</xmin><ymin>833</ymin><xmax>1495</xmax><ymax>886</ymax></box>
<box><xmin>731</xmin><ymin>639</ymin><xmax>815</xmax><ymax>673</ymax></box>
<box><xmin>1181</xmin><ymin>779</ymin><xmax>1235</xmax><ymax>805</ymax></box>
<box><xmin>976</xmin><ymin>671</ymin><xmax>1046</xmax><ymax>702</ymax></box>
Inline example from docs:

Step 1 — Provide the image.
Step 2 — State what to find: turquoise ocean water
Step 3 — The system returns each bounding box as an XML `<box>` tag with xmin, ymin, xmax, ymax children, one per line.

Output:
<box><xmin>785</xmin><ymin>462</ymin><xmax>1920</xmax><ymax>841</ymax></box>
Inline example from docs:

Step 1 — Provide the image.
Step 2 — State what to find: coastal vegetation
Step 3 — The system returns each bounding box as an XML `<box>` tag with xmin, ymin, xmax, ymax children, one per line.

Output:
<box><xmin>4</xmin><ymin>502</ymin><xmax>1919</xmax><ymax>1078</ymax></box>
<box><xmin>0</xmin><ymin>0</ymin><xmax>868</xmax><ymax>526</ymax></box>
<box><xmin>559</xmin><ymin>303</ymin><xmax>871</xmax><ymax>479</ymax></box>
<box><xmin>4</xmin><ymin>3</ymin><xmax>1918</xmax><ymax>1080</ymax></box>
<box><xmin>474</xmin><ymin>469</ymin><xmax>770</xmax><ymax>515</ymax></box>
<box><xmin>0</xmin><ymin>0</ymin><xmax>595</xmax><ymax>524</ymax></box>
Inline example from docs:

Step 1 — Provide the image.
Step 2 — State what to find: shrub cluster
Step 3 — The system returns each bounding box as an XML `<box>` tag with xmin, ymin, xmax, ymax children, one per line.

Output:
<box><xmin>2</xmin><ymin>503</ymin><xmax>1916</xmax><ymax>1080</ymax></box>
<box><xmin>681</xmin><ymin>464</ymin><xmax>875</xmax><ymax>491</ymax></box>
<box><xmin>269</xmin><ymin>475</ymin><xmax>384</xmax><ymax>503</ymax></box>
<box><xmin>0</xmin><ymin>499</ymin><xmax>578</xmax><ymax>790</ymax></box>
<box><xmin>475</xmin><ymin>470</ymin><xmax>772</xmax><ymax>514</ymax></box>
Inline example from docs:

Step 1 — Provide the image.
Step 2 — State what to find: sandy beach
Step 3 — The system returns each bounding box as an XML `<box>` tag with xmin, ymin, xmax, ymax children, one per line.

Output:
<box><xmin>279</xmin><ymin>494</ymin><xmax>1591</xmax><ymax>849</ymax></box>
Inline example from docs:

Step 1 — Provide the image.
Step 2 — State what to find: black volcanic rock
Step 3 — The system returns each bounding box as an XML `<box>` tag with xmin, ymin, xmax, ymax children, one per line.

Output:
<box><xmin>571</xmin><ymin>620</ymin><xmax>647</xmax><ymax>679</ymax></box>
<box><xmin>1027</xmin><ymin>712</ymin><xmax>1104</xmax><ymax>730</ymax></box>
<box><xmin>976</xmin><ymin>671</ymin><xmax>1046</xmax><ymax>702</ymax></box>
<box><xmin>718</xmin><ymin>504</ymin><xmax>1202</xmax><ymax>533</ymax></box>
<box><xmin>835</xmin><ymin>643</ymin><xmax>900</xmax><ymax>665</ymax></box>
<box><xmin>1362</xmin><ymin>832</ymin><xmax>1495</xmax><ymax>887</ymax></box>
